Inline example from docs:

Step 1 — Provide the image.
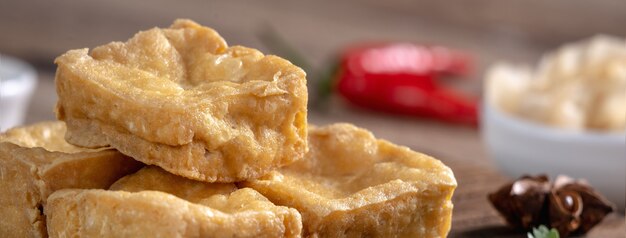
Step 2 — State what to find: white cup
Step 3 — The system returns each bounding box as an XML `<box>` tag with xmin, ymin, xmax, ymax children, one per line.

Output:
<box><xmin>0</xmin><ymin>54</ymin><xmax>38</xmax><ymax>131</ymax></box>
<box><xmin>482</xmin><ymin>102</ymin><xmax>626</xmax><ymax>210</ymax></box>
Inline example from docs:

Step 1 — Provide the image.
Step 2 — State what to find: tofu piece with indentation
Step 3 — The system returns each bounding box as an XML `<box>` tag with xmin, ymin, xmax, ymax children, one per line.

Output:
<box><xmin>243</xmin><ymin>123</ymin><xmax>457</xmax><ymax>237</ymax></box>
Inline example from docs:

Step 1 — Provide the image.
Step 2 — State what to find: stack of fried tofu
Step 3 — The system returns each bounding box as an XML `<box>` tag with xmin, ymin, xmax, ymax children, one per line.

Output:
<box><xmin>1</xmin><ymin>19</ymin><xmax>456</xmax><ymax>238</ymax></box>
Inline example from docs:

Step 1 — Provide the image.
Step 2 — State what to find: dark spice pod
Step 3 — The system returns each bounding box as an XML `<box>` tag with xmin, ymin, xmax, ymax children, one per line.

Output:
<box><xmin>488</xmin><ymin>175</ymin><xmax>550</xmax><ymax>229</ymax></box>
<box><xmin>489</xmin><ymin>174</ymin><xmax>615</xmax><ymax>237</ymax></box>
<box><xmin>547</xmin><ymin>189</ymin><xmax>583</xmax><ymax>236</ymax></box>
<box><xmin>551</xmin><ymin>175</ymin><xmax>614</xmax><ymax>235</ymax></box>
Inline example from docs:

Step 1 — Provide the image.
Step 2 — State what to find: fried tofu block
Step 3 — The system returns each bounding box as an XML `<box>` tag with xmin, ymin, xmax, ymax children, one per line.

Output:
<box><xmin>243</xmin><ymin>123</ymin><xmax>457</xmax><ymax>237</ymax></box>
<box><xmin>46</xmin><ymin>166</ymin><xmax>302</xmax><ymax>238</ymax></box>
<box><xmin>0</xmin><ymin>122</ymin><xmax>143</xmax><ymax>238</ymax></box>
<box><xmin>54</xmin><ymin>19</ymin><xmax>308</xmax><ymax>182</ymax></box>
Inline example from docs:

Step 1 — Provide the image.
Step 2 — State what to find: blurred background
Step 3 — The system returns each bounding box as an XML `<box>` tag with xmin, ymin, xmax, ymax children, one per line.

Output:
<box><xmin>1</xmin><ymin>0</ymin><xmax>624</xmax><ymax>237</ymax></box>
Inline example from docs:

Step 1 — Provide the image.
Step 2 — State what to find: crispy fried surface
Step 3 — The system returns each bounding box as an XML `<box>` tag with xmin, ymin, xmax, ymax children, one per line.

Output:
<box><xmin>243</xmin><ymin>123</ymin><xmax>457</xmax><ymax>237</ymax></box>
<box><xmin>46</xmin><ymin>166</ymin><xmax>302</xmax><ymax>238</ymax></box>
<box><xmin>0</xmin><ymin>122</ymin><xmax>142</xmax><ymax>238</ymax></box>
<box><xmin>0</xmin><ymin>121</ymin><xmax>102</xmax><ymax>154</ymax></box>
<box><xmin>55</xmin><ymin>19</ymin><xmax>308</xmax><ymax>182</ymax></box>
<box><xmin>109</xmin><ymin>166</ymin><xmax>237</xmax><ymax>203</ymax></box>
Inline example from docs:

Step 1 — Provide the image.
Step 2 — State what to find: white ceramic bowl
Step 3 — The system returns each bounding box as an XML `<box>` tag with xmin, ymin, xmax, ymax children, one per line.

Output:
<box><xmin>0</xmin><ymin>54</ymin><xmax>37</xmax><ymax>131</ymax></box>
<box><xmin>482</xmin><ymin>102</ymin><xmax>625</xmax><ymax>209</ymax></box>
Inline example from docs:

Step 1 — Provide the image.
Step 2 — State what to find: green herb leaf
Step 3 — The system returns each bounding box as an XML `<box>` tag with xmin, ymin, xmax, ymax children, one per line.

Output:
<box><xmin>527</xmin><ymin>225</ymin><xmax>560</xmax><ymax>238</ymax></box>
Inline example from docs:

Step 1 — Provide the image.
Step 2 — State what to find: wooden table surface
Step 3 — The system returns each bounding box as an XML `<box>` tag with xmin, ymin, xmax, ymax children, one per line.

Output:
<box><xmin>3</xmin><ymin>0</ymin><xmax>625</xmax><ymax>237</ymax></box>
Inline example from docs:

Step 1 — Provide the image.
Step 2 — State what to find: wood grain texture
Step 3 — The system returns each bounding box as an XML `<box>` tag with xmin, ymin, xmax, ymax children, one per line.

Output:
<box><xmin>2</xmin><ymin>0</ymin><xmax>624</xmax><ymax>236</ymax></box>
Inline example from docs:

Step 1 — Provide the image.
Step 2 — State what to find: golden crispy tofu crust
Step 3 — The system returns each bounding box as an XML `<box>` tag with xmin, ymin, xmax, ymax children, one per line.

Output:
<box><xmin>46</xmin><ymin>166</ymin><xmax>302</xmax><ymax>238</ymax></box>
<box><xmin>109</xmin><ymin>166</ymin><xmax>237</xmax><ymax>203</ymax></box>
<box><xmin>54</xmin><ymin>19</ymin><xmax>308</xmax><ymax>182</ymax></box>
<box><xmin>243</xmin><ymin>123</ymin><xmax>457</xmax><ymax>237</ymax></box>
<box><xmin>0</xmin><ymin>122</ymin><xmax>143</xmax><ymax>238</ymax></box>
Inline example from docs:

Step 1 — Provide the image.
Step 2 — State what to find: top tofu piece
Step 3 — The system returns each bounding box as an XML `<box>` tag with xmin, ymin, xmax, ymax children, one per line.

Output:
<box><xmin>54</xmin><ymin>19</ymin><xmax>308</xmax><ymax>183</ymax></box>
<box><xmin>0</xmin><ymin>121</ymin><xmax>143</xmax><ymax>238</ymax></box>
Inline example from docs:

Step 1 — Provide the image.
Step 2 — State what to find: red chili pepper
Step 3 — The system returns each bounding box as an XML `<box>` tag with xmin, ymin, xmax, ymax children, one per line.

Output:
<box><xmin>335</xmin><ymin>43</ymin><xmax>478</xmax><ymax>125</ymax></box>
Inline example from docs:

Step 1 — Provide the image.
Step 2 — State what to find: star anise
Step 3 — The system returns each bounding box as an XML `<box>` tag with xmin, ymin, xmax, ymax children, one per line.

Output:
<box><xmin>550</xmin><ymin>175</ymin><xmax>614</xmax><ymax>236</ymax></box>
<box><xmin>488</xmin><ymin>175</ymin><xmax>550</xmax><ymax>229</ymax></box>
<box><xmin>488</xmin><ymin>175</ymin><xmax>614</xmax><ymax>237</ymax></box>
